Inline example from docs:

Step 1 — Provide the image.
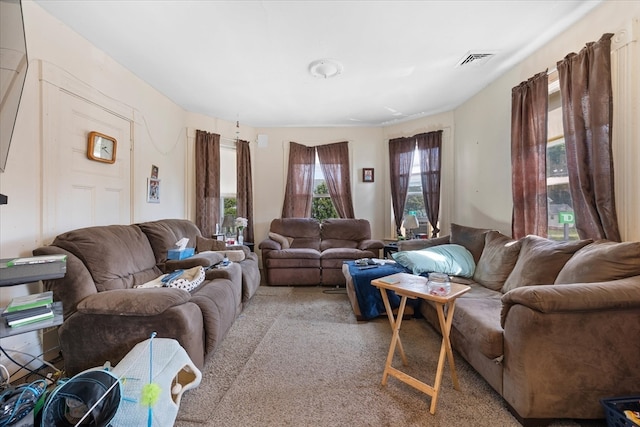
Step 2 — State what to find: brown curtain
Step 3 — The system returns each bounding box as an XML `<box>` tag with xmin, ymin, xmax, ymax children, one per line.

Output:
<box><xmin>417</xmin><ymin>131</ymin><xmax>443</xmax><ymax>237</ymax></box>
<box><xmin>389</xmin><ymin>137</ymin><xmax>416</xmax><ymax>236</ymax></box>
<box><xmin>316</xmin><ymin>142</ymin><xmax>355</xmax><ymax>218</ymax></box>
<box><xmin>282</xmin><ymin>142</ymin><xmax>315</xmax><ymax>218</ymax></box>
<box><xmin>557</xmin><ymin>33</ymin><xmax>620</xmax><ymax>241</ymax></box>
<box><xmin>511</xmin><ymin>71</ymin><xmax>549</xmax><ymax>238</ymax></box>
<box><xmin>195</xmin><ymin>130</ymin><xmax>220</xmax><ymax>238</ymax></box>
<box><xmin>236</xmin><ymin>139</ymin><xmax>254</xmax><ymax>243</ymax></box>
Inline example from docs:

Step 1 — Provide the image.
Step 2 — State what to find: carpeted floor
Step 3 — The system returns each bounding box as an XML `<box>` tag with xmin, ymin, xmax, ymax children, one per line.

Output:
<box><xmin>174</xmin><ymin>286</ymin><xmax>593</xmax><ymax>427</ymax></box>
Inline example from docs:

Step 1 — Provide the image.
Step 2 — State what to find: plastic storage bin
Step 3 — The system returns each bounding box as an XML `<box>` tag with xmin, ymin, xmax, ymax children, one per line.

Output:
<box><xmin>600</xmin><ymin>396</ymin><xmax>640</xmax><ymax>427</ymax></box>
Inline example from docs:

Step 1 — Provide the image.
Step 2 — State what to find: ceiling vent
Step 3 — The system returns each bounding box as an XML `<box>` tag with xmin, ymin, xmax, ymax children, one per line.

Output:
<box><xmin>455</xmin><ymin>51</ymin><xmax>495</xmax><ymax>67</ymax></box>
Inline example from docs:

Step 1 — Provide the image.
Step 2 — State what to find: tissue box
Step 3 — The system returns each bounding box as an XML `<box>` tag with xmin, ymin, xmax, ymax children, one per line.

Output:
<box><xmin>167</xmin><ymin>248</ymin><xmax>195</xmax><ymax>260</ymax></box>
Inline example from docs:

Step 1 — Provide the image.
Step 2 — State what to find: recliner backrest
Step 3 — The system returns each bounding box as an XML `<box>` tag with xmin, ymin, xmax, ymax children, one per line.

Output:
<box><xmin>269</xmin><ymin>218</ymin><xmax>321</xmax><ymax>250</ymax></box>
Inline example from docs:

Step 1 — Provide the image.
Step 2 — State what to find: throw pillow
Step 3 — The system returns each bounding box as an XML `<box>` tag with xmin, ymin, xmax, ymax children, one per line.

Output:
<box><xmin>392</xmin><ymin>244</ymin><xmax>476</xmax><ymax>278</ymax></box>
<box><xmin>502</xmin><ymin>235</ymin><xmax>592</xmax><ymax>293</ymax></box>
<box><xmin>269</xmin><ymin>232</ymin><xmax>293</xmax><ymax>249</ymax></box>
<box><xmin>473</xmin><ymin>231</ymin><xmax>522</xmax><ymax>291</ymax></box>
<box><xmin>450</xmin><ymin>223</ymin><xmax>492</xmax><ymax>264</ymax></box>
<box><xmin>196</xmin><ymin>236</ymin><xmax>226</xmax><ymax>252</ymax></box>
<box><xmin>555</xmin><ymin>240</ymin><xmax>640</xmax><ymax>284</ymax></box>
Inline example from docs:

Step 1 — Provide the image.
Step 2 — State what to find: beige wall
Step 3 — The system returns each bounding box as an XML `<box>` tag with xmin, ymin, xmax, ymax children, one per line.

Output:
<box><xmin>453</xmin><ymin>0</ymin><xmax>639</xmax><ymax>240</ymax></box>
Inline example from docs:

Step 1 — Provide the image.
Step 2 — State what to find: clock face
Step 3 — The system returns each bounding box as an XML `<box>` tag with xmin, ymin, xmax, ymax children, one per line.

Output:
<box><xmin>88</xmin><ymin>132</ymin><xmax>117</xmax><ymax>163</ymax></box>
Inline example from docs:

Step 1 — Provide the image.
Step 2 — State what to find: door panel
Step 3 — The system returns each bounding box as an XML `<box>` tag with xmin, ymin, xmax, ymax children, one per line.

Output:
<box><xmin>42</xmin><ymin>82</ymin><xmax>131</xmax><ymax>240</ymax></box>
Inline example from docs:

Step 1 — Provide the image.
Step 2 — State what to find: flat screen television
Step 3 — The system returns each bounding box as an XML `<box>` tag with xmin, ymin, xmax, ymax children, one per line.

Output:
<box><xmin>0</xmin><ymin>0</ymin><xmax>29</xmax><ymax>173</ymax></box>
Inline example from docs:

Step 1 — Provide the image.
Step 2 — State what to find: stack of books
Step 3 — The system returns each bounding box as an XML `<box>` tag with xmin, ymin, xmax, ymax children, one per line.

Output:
<box><xmin>1</xmin><ymin>291</ymin><xmax>54</xmax><ymax>328</ymax></box>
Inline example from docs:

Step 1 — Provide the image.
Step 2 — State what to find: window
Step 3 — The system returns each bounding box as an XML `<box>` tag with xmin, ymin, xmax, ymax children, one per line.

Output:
<box><xmin>403</xmin><ymin>147</ymin><xmax>430</xmax><ymax>236</ymax></box>
<box><xmin>220</xmin><ymin>142</ymin><xmax>237</xmax><ymax>232</ymax></box>
<box><xmin>311</xmin><ymin>153</ymin><xmax>337</xmax><ymax>220</ymax></box>
<box><xmin>547</xmin><ymin>71</ymin><xmax>577</xmax><ymax>241</ymax></box>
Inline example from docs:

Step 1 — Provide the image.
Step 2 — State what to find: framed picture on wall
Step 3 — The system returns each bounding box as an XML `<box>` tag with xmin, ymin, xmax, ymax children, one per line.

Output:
<box><xmin>147</xmin><ymin>178</ymin><xmax>160</xmax><ymax>203</ymax></box>
<box><xmin>363</xmin><ymin>168</ymin><xmax>374</xmax><ymax>183</ymax></box>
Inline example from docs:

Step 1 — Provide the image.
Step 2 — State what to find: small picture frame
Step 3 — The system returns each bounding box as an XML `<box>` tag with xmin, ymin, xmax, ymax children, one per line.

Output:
<box><xmin>151</xmin><ymin>165</ymin><xmax>159</xmax><ymax>179</ymax></box>
<box><xmin>363</xmin><ymin>168</ymin><xmax>374</xmax><ymax>183</ymax></box>
<box><xmin>147</xmin><ymin>178</ymin><xmax>160</xmax><ymax>203</ymax></box>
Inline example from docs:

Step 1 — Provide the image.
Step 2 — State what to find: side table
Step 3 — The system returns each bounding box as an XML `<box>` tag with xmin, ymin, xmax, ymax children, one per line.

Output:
<box><xmin>383</xmin><ymin>242</ymin><xmax>398</xmax><ymax>259</ymax></box>
<box><xmin>371</xmin><ymin>273</ymin><xmax>470</xmax><ymax>415</ymax></box>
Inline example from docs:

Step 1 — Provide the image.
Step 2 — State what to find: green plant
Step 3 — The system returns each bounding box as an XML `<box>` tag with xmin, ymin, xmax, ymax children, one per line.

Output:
<box><xmin>311</xmin><ymin>182</ymin><xmax>338</xmax><ymax>221</ymax></box>
<box><xmin>224</xmin><ymin>197</ymin><xmax>237</xmax><ymax>217</ymax></box>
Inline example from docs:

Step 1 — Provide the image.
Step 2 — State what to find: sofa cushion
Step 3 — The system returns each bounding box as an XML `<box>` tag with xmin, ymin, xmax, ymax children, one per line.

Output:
<box><xmin>321</xmin><ymin>218</ymin><xmax>372</xmax><ymax>241</ymax></box>
<box><xmin>202</xmin><ymin>250</ymin><xmax>245</xmax><ymax>263</ymax></box>
<box><xmin>137</xmin><ymin>219</ymin><xmax>202</xmax><ymax>264</ymax></box>
<box><xmin>452</xmin><ymin>297</ymin><xmax>504</xmax><ymax>359</ymax></box>
<box><xmin>268</xmin><ymin>232</ymin><xmax>293</xmax><ymax>249</ymax></box>
<box><xmin>320</xmin><ymin>239</ymin><xmax>358</xmax><ymax>251</ymax></box>
<box><xmin>450</xmin><ymin>223</ymin><xmax>492</xmax><ymax>264</ymax></box>
<box><xmin>77</xmin><ymin>288</ymin><xmax>191</xmax><ymax>316</ymax></box>
<box><xmin>392</xmin><ymin>244</ymin><xmax>475</xmax><ymax>278</ymax></box>
<box><xmin>269</xmin><ymin>218</ymin><xmax>321</xmax><ymax>250</ymax></box>
<box><xmin>263</xmin><ymin>248</ymin><xmax>321</xmax><ymax>269</ymax></box>
<box><xmin>555</xmin><ymin>240</ymin><xmax>640</xmax><ymax>284</ymax></box>
<box><xmin>473</xmin><ymin>231</ymin><xmax>522</xmax><ymax>291</ymax></box>
<box><xmin>51</xmin><ymin>225</ymin><xmax>160</xmax><ymax>292</ymax></box>
<box><xmin>398</xmin><ymin>235</ymin><xmax>450</xmax><ymax>251</ymax></box>
<box><xmin>502</xmin><ymin>235</ymin><xmax>592</xmax><ymax>293</ymax></box>
<box><xmin>196</xmin><ymin>236</ymin><xmax>227</xmax><ymax>252</ymax></box>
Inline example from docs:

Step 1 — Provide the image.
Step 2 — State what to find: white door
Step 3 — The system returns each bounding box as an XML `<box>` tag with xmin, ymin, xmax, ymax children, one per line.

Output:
<box><xmin>41</xmin><ymin>68</ymin><xmax>132</xmax><ymax>241</ymax></box>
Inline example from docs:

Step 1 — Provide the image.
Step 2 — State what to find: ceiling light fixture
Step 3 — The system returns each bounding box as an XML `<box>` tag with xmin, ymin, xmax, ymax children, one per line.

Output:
<box><xmin>309</xmin><ymin>59</ymin><xmax>343</xmax><ymax>79</ymax></box>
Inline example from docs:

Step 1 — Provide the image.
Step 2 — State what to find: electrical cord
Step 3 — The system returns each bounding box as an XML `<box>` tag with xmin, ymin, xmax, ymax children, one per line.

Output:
<box><xmin>0</xmin><ymin>365</ymin><xmax>9</xmax><ymax>388</ymax></box>
<box><xmin>0</xmin><ymin>379</ymin><xmax>47</xmax><ymax>427</ymax></box>
<box><xmin>4</xmin><ymin>349</ymin><xmax>60</xmax><ymax>375</ymax></box>
<box><xmin>0</xmin><ymin>346</ymin><xmax>48</xmax><ymax>381</ymax></box>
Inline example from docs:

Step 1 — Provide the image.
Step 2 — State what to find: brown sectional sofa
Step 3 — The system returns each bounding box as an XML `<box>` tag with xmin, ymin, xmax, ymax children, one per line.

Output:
<box><xmin>33</xmin><ymin>219</ymin><xmax>260</xmax><ymax>376</ymax></box>
<box><xmin>259</xmin><ymin>218</ymin><xmax>384</xmax><ymax>286</ymax></box>
<box><xmin>395</xmin><ymin>224</ymin><xmax>640</xmax><ymax>425</ymax></box>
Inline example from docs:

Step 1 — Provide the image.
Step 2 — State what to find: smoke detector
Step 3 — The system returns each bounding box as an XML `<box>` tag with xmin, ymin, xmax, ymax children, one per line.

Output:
<box><xmin>455</xmin><ymin>51</ymin><xmax>496</xmax><ymax>67</ymax></box>
<box><xmin>309</xmin><ymin>59</ymin><xmax>343</xmax><ymax>79</ymax></box>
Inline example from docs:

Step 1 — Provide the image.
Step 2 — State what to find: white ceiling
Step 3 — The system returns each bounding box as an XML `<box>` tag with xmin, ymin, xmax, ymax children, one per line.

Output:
<box><xmin>34</xmin><ymin>0</ymin><xmax>602</xmax><ymax>128</ymax></box>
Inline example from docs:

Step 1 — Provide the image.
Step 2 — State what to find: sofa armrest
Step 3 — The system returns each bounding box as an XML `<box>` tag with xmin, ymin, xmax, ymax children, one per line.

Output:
<box><xmin>397</xmin><ymin>235</ymin><xmax>450</xmax><ymax>251</ymax></box>
<box><xmin>77</xmin><ymin>288</ymin><xmax>191</xmax><ymax>316</ymax></box>
<box><xmin>225</xmin><ymin>244</ymin><xmax>252</xmax><ymax>258</ymax></box>
<box><xmin>165</xmin><ymin>252</ymin><xmax>222</xmax><ymax>272</ymax></box>
<box><xmin>259</xmin><ymin>238</ymin><xmax>280</xmax><ymax>251</ymax></box>
<box><xmin>358</xmin><ymin>239</ymin><xmax>384</xmax><ymax>251</ymax></box>
<box><xmin>500</xmin><ymin>275</ymin><xmax>640</xmax><ymax>327</ymax></box>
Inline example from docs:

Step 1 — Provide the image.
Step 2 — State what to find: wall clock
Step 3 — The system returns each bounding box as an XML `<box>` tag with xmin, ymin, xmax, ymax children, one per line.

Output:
<box><xmin>87</xmin><ymin>131</ymin><xmax>117</xmax><ymax>164</ymax></box>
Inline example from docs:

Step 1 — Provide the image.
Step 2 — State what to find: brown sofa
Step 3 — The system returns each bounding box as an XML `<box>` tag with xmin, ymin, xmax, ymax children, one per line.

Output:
<box><xmin>33</xmin><ymin>219</ymin><xmax>259</xmax><ymax>376</ymax></box>
<box><xmin>259</xmin><ymin>218</ymin><xmax>384</xmax><ymax>286</ymax></box>
<box><xmin>137</xmin><ymin>218</ymin><xmax>260</xmax><ymax>306</ymax></box>
<box><xmin>392</xmin><ymin>224</ymin><xmax>640</xmax><ymax>425</ymax></box>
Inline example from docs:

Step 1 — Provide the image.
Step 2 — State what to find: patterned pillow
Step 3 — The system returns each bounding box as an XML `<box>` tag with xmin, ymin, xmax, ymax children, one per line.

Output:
<box><xmin>502</xmin><ymin>235</ymin><xmax>592</xmax><ymax>293</ymax></box>
<box><xmin>166</xmin><ymin>266</ymin><xmax>205</xmax><ymax>292</ymax></box>
<box><xmin>473</xmin><ymin>231</ymin><xmax>522</xmax><ymax>291</ymax></box>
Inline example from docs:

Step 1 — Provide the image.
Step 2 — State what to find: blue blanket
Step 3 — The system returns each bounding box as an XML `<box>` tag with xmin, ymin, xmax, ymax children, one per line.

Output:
<box><xmin>345</xmin><ymin>261</ymin><xmax>415</xmax><ymax>320</ymax></box>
